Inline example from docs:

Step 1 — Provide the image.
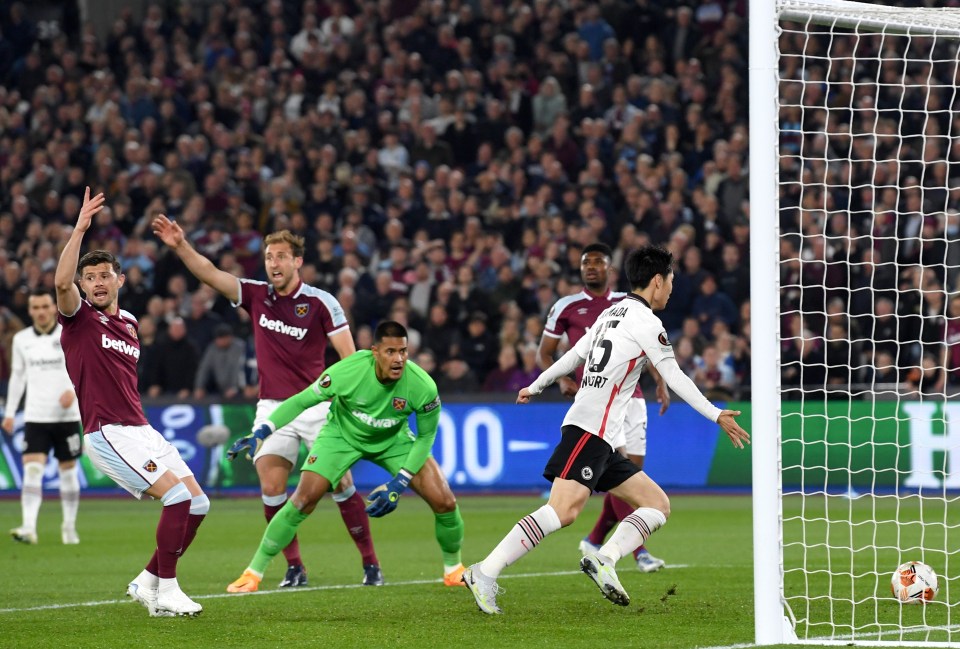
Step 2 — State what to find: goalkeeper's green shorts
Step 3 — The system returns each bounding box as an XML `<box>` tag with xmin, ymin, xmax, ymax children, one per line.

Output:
<box><xmin>300</xmin><ymin>425</ymin><xmax>423</xmax><ymax>486</ymax></box>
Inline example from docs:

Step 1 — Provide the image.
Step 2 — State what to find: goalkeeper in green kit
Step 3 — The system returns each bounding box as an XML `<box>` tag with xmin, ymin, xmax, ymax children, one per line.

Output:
<box><xmin>226</xmin><ymin>321</ymin><xmax>466</xmax><ymax>592</ymax></box>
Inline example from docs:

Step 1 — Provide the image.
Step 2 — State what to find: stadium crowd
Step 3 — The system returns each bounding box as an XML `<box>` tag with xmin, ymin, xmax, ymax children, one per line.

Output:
<box><xmin>0</xmin><ymin>0</ymin><xmax>756</xmax><ymax>402</ymax></box>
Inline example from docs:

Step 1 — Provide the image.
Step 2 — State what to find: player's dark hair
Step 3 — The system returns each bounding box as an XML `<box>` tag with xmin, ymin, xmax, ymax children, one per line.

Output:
<box><xmin>582</xmin><ymin>242</ymin><xmax>612</xmax><ymax>260</ymax></box>
<box><xmin>29</xmin><ymin>288</ymin><xmax>56</xmax><ymax>301</ymax></box>
<box><xmin>374</xmin><ymin>320</ymin><xmax>408</xmax><ymax>343</ymax></box>
<box><xmin>624</xmin><ymin>245</ymin><xmax>673</xmax><ymax>290</ymax></box>
<box><xmin>264</xmin><ymin>230</ymin><xmax>305</xmax><ymax>258</ymax></box>
<box><xmin>78</xmin><ymin>250</ymin><xmax>121</xmax><ymax>275</ymax></box>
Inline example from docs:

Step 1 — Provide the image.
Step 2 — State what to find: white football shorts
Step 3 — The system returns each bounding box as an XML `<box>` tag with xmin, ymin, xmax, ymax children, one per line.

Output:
<box><xmin>253</xmin><ymin>399</ymin><xmax>331</xmax><ymax>465</ymax></box>
<box><xmin>621</xmin><ymin>397</ymin><xmax>648</xmax><ymax>457</ymax></box>
<box><xmin>84</xmin><ymin>424</ymin><xmax>193</xmax><ymax>499</ymax></box>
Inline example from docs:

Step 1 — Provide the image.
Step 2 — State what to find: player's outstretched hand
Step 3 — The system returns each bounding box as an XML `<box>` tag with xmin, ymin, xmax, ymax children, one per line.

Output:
<box><xmin>75</xmin><ymin>186</ymin><xmax>106</xmax><ymax>233</ymax></box>
<box><xmin>1</xmin><ymin>417</ymin><xmax>13</xmax><ymax>435</ymax></box>
<box><xmin>226</xmin><ymin>423</ymin><xmax>273</xmax><ymax>461</ymax></box>
<box><xmin>516</xmin><ymin>387</ymin><xmax>534</xmax><ymax>404</ymax></box>
<box><xmin>365</xmin><ymin>469</ymin><xmax>412</xmax><ymax>517</ymax></box>
<box><xmin>717</xmin><ymin>410</ymin><xmax>750</xmax><ymax>449</ymax></box>
<box><xmin>151</xmin><ymin>214</ymin><xmax>185</xmax><ymax>248</ymax></box>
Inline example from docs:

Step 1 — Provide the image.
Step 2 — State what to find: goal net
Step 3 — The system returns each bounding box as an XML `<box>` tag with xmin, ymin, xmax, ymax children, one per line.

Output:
<box><xmin>752</xmin><ymin>0</ymin><xmax>960</xmax><ymax>645</ymax></box>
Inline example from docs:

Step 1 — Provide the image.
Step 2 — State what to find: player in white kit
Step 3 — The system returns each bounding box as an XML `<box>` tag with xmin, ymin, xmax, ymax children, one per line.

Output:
<box><xmin>463</xmin><ymin>245</ymin><xmax>750</xmax><ymax>614</ymax></box>
<box><xmin>3</xmin><ymin>289</ymin><xmax>82</xmax><ymax>545</ymax></box>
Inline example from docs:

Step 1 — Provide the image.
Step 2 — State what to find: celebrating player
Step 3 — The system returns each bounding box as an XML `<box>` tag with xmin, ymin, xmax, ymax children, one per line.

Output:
<box><xmin>225</xmin><ymin>320</ymin><xmax>465</xmax><ymax>593</ymax></box>
<box><xmin>539</xmin><ymin>242</ymin><xmax>670</xmax><ymax>572</ymax></box>
<box><xmin>152</xmin><ymin>215</ymin><xmax>382</xmax><ymax>587</ymax></box>
<box><xmin>56</xmin><ymin>189</ymin><xmax>207</xmax><ymax>617</ymax></box>
<box><xmin>463</xmin><ymin>245</ymin><xmax>749</xmax><ymax>614</ymax></box>
<box><xmin>3</xmin><ymin>289</ymin><xmax>82</xmax><ymax>545</ymax></box>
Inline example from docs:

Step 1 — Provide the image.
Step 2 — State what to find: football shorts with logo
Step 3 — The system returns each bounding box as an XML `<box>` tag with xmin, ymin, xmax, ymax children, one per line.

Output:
<box><xmin>543</xmin><ymin>425</ymin><xmax>641</xmax><ymax>492</ymax></box>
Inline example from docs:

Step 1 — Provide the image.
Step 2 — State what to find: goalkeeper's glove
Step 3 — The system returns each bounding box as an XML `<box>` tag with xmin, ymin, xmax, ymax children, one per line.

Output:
<box><xmin>226</xmin><ymin>423</ymin><xmax>274</xmax><ymax>461</ymax></box>
<box><xmin>365</xmin><ymin>469</ymin><xmax>413</xmax><ymax>518</ymax></box>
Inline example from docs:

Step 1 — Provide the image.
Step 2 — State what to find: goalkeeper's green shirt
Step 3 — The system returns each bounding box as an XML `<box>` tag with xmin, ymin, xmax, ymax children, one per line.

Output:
<box><xmin>266</xmin><ymin>350</ymin><xmax>441</xmax><ymax>474</ymax></box>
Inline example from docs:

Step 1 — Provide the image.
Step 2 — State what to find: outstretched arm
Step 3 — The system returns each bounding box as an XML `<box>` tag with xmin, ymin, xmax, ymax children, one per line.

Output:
<box><xmin>55</xmin><ymin>187</ymin><xmax>105</xmax><ymax>316</ymax></box>
<box><xmin>655</xmin><ymin>357</ymin><xmax>750</xmax><ymax>448</ymax></box>
<box><xmin>518</xmin><ymin>342</ymin><xmax>588</xmax><ymax>403</ymax></box>
<box><xmin>151</xmin><ymin>214</ymin><xmax>240</xmax><ymax>303</ymax></box>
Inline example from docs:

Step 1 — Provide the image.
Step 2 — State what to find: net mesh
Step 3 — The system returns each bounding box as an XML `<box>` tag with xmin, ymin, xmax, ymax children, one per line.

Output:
<box><xmin>776</xmin><ymin>1</ymin><xmax>960</xmax><ymax>644</ymax></box>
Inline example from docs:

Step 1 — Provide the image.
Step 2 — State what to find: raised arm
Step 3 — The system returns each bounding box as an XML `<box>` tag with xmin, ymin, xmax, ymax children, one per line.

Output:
<box><xmin>55</xmin><ymin>187</ymin><xmax>105</xmax><ymax>316</ymax></box>
<box><xmin>151</xmin><ymin>214</ymin><xmax>240</xmax><ymax>303</ymax></box>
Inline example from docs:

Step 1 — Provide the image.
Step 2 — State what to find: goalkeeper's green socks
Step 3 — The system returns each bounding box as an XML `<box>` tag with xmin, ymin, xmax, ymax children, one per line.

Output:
<box><xmin>435</xmin><ymin>506</ymin><xmax>465</xmax><ymax>568</ymax></box>
<box><xmin>250</xmin><ymin>501</ymin><xmax>310</xmax><ymax>574</ymax></box>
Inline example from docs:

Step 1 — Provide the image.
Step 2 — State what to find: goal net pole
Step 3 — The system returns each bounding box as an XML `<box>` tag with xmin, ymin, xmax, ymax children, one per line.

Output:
<box><xmin>753</xmin><ymin>0</ymin><xmax>960</xmax><ymax>645</ymax></box>
<box><xmin>749</xmin><ymin>0</ymin><xmax>786</xmax><ymax>644</ymax></box>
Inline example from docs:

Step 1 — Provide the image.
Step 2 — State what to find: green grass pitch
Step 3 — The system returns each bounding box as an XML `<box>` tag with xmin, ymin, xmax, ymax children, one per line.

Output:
<box><xmin>0</xmin><ymin>494</ymin><xmax>952</xmax><ymax>649</ymax></box>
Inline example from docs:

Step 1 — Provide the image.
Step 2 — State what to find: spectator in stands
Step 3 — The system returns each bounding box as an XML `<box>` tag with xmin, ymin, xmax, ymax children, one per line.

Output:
<box><xmin>146</xmin><ymin>317</ymin><xmax>199</xmax><ymax>399</ymax></box>
<box><xmin>193</xmin><ymin>323</ymin><xmax>247</xmax><ymax>400</ymax></box>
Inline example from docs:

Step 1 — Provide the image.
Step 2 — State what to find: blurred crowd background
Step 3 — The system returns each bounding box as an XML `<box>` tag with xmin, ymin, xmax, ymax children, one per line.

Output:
<box><xmin>0</xmin><ymin>0</ymin><xmax>758</xmax><ymax>402</ymax></box>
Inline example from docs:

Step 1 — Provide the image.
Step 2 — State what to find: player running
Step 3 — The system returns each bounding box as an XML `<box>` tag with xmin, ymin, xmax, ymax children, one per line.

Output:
<box><xmin>152</xmin><ymin>215</ymin><xmax>381</xmax><ymax>587</ymax></box>
<box><xmin>56</xmin><ymin>189</ymin><xmax>207</xmax><ymax>617</ymax></box>
<box><xmin>463</xmin><ymin>245</ymin><xmax>749</xmax><ymax>614</ymax></box>
<box><xmin>224</xmin><ymin>320</ymin><xmax>465</xmax><ymax>592</ymax></box>
<box><xmin>4</xmin><ymin>289</ymin><xmax>82</xmax><ymax>545</ymax></box>
<box><xmin>538</xmin><ymin>242</ymin><xmax>670</xmax><ymax>572</ymax></box>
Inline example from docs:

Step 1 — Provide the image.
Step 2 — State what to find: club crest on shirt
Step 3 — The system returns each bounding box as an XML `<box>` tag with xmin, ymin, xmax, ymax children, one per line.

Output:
<box><xmin>392</xmin><ymin>397</ymin><xmax>407</xmax><ymax>411</ymax></box>
<box><xmin>658</xmin><ymin>331</ymin><xmax>671</xmax><ymax>347</ymax></box>
<box><xmin>581</xmin><ymin>466</ymin><xmax>594</xmax><ymax>480</ymax></box>
<box><xmin>125</xmin><ymin>323</ymin><xmax>137</xmax><ymax>339</ymax></box>
<box><xmin>307</xmin><ymin>455</ymin><xmax>317</xmax><ymax>465</ymax></box>
<box><xmin>319</xmin><ymin>374</ymin><xmax>331</xmax><ymax>388</ymax></box>
<box><xmin>295</xmin><ymin>303</ymin><xmax>310</xmax><ymax>318</ymax></box>
<box><xmin>143</xmin><ymin>460</ymin><xmax>157</xmax><ymax>473</ymax></box>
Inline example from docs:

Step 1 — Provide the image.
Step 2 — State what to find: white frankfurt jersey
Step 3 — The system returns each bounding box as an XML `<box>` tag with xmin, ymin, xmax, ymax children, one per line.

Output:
<box><xmin>528</xmin><ymin>293</ymin><xmax>723</xmax><ymax>449</ymax></box>
<box><xmin>560</xmin><ymin>294</ymin><xmax>672</xmax><ymax>442</ymax></box>
<box><xmin>5</xmin><ymin>325</ymin><xmax>81</xmax><ymax>423</ymax></box>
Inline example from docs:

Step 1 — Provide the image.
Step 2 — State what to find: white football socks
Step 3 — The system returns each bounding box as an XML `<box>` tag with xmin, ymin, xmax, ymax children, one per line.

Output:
<box><xmin>480</xmin><ymin>504</ymin><xmax>562</xmax><ymax>579</ymax></box>
<box><xmin>20</xmin><ymin>461</ymin><xmax>44</xmax><ymax>532</ymax></box>
<box><xmin>598</xmin><ymin>507</ymin><xmax>667</xmax><ymax>563</ymax></box>
<box><xmin>58</xmin><ymin>464</ymin><xmax>80</xmax><ymax>529</ymax></box>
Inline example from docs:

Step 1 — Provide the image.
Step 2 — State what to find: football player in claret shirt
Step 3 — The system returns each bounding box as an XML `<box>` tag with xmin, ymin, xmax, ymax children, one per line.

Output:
<box><xmin>152</xmin><ymin>214</ymin><xmax>382</xmax><ymax>587</ymax></box>
<box><xmin>463</xmin><ymin>246</ymin><xmax>750</xmax><ymax>614</ymax></box>
<box><xmin>224</xmin><ymin>321</ymin><xmax>466</xmax><ymax>593</ymax></box>
<box><xmin>538</xmin><ymin>242</ymin><xmax>671</xmax><ymax>573</ymax></box>
<box><xmin>55</xmin><ymin>189</ymin><xmax>207</xmax><ymax>617</ymax></box>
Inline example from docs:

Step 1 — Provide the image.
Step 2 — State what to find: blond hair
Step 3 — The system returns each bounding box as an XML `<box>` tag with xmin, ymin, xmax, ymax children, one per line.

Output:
<box><xmin>264</xmin><ymin>230</ymin><xmax>305</xmax><ymax>258</ymax></box>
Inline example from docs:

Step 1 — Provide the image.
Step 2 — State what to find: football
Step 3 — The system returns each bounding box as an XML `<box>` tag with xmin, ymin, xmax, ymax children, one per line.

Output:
<box><xmin>891</xmin><ymin>561</ymin><xmax>938</xmax><ymax>604</ymax></box>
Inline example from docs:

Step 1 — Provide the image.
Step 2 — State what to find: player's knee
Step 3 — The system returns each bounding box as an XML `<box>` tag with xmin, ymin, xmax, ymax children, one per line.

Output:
<box><xmin>430</xmin><ymin>491</ymin><xmax>457</xmax><ymax>514</ymax></box>
<box><xmin>190</xmin><ymin>493</ymin><xmax>211</xmax><ymax>516</ymax></box>
<box><xmin>658</xmin><ymin>496</ymin><xmax>671</xmax><ymax>520</ymax></box>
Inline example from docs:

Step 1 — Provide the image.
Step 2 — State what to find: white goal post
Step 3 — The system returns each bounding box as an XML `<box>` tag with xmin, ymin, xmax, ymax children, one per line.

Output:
<box><xmin>752</xmin><ymin>0</ymin><xmax>960</xmax><ymax>646</ymax></box>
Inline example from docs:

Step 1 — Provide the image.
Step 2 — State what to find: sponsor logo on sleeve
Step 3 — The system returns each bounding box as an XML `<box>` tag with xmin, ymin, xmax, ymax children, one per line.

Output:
<box><xmin>422</xmin><ymin>395</ymin><xmax>441</xmax><ymax>412</ymax></box>
<box><xmin>319</xmin><ymin>374</ymin><xmax>331</xmax><ymax>388</ymax></box>
<box><xmin>392</xmin><ymin>397</ymin><xmax>408</xmax><ymax>411</ymax></box>
<box><xmin>295</xmin><ymin>303</ymin><xmax>309</xmax><ymax>318</ymax></box>
<box><xmin>658</xmin><ymin>331</ymin><xmax>671</xmax><ymax>347</ymax></box>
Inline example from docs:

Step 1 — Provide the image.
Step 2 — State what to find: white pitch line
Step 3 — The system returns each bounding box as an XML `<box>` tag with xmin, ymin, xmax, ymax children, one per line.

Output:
<box><xmin>0</xmin><ymin>565</ymin><xmax>692</xmax><ymax>615</ymax></box>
